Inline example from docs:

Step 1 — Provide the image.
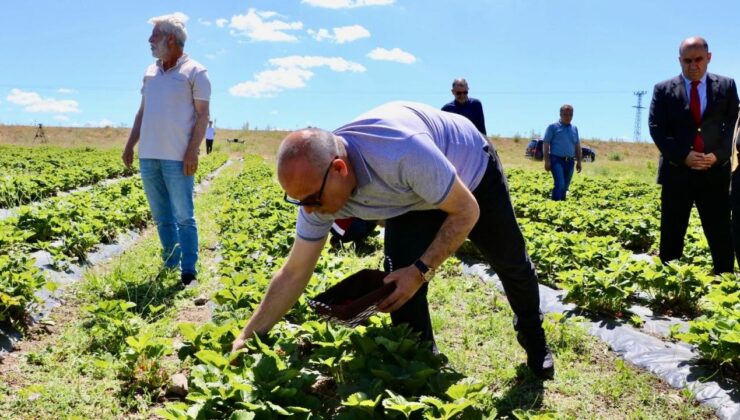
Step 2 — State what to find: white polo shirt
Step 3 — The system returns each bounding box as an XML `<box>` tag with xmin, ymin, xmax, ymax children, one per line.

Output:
<box><xmin>139</xmin><ymin>54</ymin><xmax>211</xmax><ymax>161</ymax></box>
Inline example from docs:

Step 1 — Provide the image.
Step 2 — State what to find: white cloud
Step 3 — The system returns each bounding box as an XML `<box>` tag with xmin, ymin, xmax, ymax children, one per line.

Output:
<box><xmin>228</xmin><ymin>9</ymin><xmax>303</xmax><ymax>42</ymax></box>
<box><xmin>57</xmin><ymin>88</ymin><xmax>74</xmax><ymax>94</ymax></box>
<box><xmin>148</xmin><ymin>12</ymin><xmax>189</xmax><ymax>24</ymax></box>
<box><xmin>86</xmin><ymin>118</ymin><xmax>114</xmax><ymax>128</ymax></box>
<box><xmin>205</xmin><ymin>48</ymin><xmax>228</xmax><ymax>60</ymax></box>
<box><xmin>229</xmin><ymin>67</ymin><xmax>313</xmax><ymax>97</ymax></box>
<box><xmin>53</xmin><ymin>115</ymin><xmax>70</xmax><ymax>122</ymax></box>
<box><xmin>197</xmin><ymin>18</ymin><xmax>212</xmax><ymax>26</ymax></box>
<box><xmin>229</xmin><ymin>55</ymin><xmax>366</xmax><ymax>98</ymax></box>
<box><xmin>367</xmin><ymin>47</ymin><xmax>416</xmax><ymax>64</ymax></box>
<box><xmin>308</xmin><ymin>25</ymin><xmax>370</xmax><ymax>44</ymax></box>
<box><xmin>302</xmin><ymin>0</ymin><xmax>394</xmax><ymax>9</ymax></box>
<box><xmin>215</xmin><ymin>18</ymin><xmax>228</xmax><ymax>28</ymax></box>
<box><xmin>6</xmin><ymin>88</ymin><xmax>80</xmax><ymax>113</ymax></box>
<box><xmin>269</xmin><ymin>56</ymin><xmax>366</xmax><ymax>72</ymax></box>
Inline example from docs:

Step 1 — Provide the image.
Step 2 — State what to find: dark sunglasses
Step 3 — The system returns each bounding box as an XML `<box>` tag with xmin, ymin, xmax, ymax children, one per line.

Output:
<box><xmin>681</xmin><ymin>57</ymin><xmax>705</xmax><ymax>64</ymax></box>
<box><xmin>454</xmin><ymin>91</ymin><xmax>469</xmax><ymax>96</ymax></box>
<box><xmin>284</xmin><ymin>156</ymin><xmax>338</xmax><ymax>207</ymax></box>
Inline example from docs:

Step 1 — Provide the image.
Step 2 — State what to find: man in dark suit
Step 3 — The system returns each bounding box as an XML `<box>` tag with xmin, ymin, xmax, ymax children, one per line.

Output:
<box><xmin>649</xmin><ymin>36</ymin><xmax>739</xmax><ymax>274</ymax></box>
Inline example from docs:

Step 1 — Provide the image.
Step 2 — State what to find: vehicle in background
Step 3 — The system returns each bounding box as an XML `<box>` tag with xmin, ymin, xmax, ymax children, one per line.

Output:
<box><xmin>525</xmin><ymin>138</ymin><xmax>595</xmax><ymax>162</ymax></box>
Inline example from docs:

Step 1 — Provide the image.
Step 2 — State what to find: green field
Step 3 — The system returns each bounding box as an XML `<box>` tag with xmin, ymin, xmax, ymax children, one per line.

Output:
<box><xmin>0</xmin><ymin>126</ymin><xmax>731</xmax><ymax>419</ymax></box>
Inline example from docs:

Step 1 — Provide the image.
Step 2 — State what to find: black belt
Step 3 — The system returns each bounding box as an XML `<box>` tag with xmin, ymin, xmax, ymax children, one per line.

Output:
<box><xmin>552</xmin><ymin>155</ymin><xmax>575</xmax><ymax>161</ymax></box>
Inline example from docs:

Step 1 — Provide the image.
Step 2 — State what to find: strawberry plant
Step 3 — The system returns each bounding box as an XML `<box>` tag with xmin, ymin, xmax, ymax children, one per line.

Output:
<box><xmin>0</xmin><ymin>252</ymin><xmax>46</xmax><ymax>330</ymax></box>
<box><xmin>82</xmin><ymin>299</ymin><xmax>144</xmax><ymax>355</ymax></box>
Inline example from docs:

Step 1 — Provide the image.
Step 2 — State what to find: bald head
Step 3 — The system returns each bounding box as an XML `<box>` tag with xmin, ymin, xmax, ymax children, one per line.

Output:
<box><xmin>277</xmin><ymin>128</ymin><xmax>344</xmax><ymax>194</ymax></box>
<box><xmin>277</xmin><ymin>128</ymin><xmax>339</xmax><ymax>172</ymax></box>
<box><xmin>277</xmin><ymin>128</ymin><xmax>354</xmax><ymax>213</ymax></box>
<box><xmin>679</xmin><ymin>36</ymin><xmax>708</xmax><ymax>55</ymax></box>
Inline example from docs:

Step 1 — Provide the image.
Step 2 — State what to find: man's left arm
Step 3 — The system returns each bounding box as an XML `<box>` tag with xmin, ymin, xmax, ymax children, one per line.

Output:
<box><xmin>714</xmin><ymin>78</ymin><xmax>740</xmax><ymax>165</ymax></box>
<box><xmin>575</xmin><ymin>127</ymin><xmax>582</xmax><ymax>173</ymax></box>
<box><xmin>475</xmin><ymin>101</ymin><xmax>487</xmax><ymax>135</ymax></box>
<box><xmin>183</xmin><ymin>99</ymin><xmax>210</xmax><ymax>176</ymax></box>
<box><xmin>377</xmin><ymin>176</ymin><xmax>479</xmax><ymax>312</ymax></box>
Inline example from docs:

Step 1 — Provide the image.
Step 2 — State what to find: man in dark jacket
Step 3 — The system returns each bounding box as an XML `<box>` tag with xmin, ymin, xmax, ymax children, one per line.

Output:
<box><xmin>649</xmin><ymin>36</ymin><xmax>739</xmax><ymax>274</ymax></box>
<box><xmin>442</xmin><ymin>78</ymin><xmax>487</xmax><ymax>135</ymax></box>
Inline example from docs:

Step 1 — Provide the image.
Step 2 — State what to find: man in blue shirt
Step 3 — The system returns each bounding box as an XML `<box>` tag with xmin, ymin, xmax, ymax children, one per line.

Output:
<box><xmin>442</xmin><ymin>78</ymin><xmax>487</xmax><ymax>135</ymax></box>
<box><xmin>543</xmin><ymin>104</ymin><xmax>582</xmax><ymax>201</ymax></box>
<box><xmin>231</xmin><ymin>102</ymin><xmax>554</xmax><ymax>380</ymax></box>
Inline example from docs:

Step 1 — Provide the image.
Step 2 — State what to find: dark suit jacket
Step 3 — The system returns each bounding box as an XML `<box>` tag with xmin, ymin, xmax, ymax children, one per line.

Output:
<box><xmin>441</xmin><ymin>98</ymin><xmax>487</xmax><ymax>135</ymax></box>
<box><xmin>649</xmin><ymin>73</ymin><xmax>739</xmax><ymax>185</ymax></box>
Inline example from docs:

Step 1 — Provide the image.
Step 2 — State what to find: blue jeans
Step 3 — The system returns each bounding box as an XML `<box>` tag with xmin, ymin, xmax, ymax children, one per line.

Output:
<box><xmin>550</xmin><ymin>155</ymin><xmax>575</xmax><ymax>201</ymax></box>
<box><xmin>139</xmin><ymin>159</ymin><xmax>198</xmax><ymax>275</ymax></box>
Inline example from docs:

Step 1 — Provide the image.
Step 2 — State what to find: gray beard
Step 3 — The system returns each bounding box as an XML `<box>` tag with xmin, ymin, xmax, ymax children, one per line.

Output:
<box><xmin>151</xmin><ymin>40</ymin><xmax>169</xmax><ymax>59</ymax></box>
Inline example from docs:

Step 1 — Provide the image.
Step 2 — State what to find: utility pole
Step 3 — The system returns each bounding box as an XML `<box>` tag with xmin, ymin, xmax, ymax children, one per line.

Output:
<box><xmin>633</xmin><ymin>91</ymin><xmax>647</xmax><ymax>142</ymax></box>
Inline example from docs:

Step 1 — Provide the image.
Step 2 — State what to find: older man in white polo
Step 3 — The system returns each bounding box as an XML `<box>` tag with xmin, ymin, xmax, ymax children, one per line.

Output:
<box><xmin>122</xmin><ymin>15</ymin><xmax>211</xmax><ymax>285</ymax></box>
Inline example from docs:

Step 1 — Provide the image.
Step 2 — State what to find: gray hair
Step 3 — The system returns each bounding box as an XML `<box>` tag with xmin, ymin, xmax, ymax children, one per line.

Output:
<box><xmin>150</xmin><ymin>16</ymin><xmax>188</xmax><ymax>47</ymax></box>
<box><xmin>452</xmin><ymin>78</ymin><xmax>468</xmax><ymax>88</ymax></box>
<box><xmin>277</xmin><ymin>128</ymin><xmax>341</xmax><ymax>173</ymax></box>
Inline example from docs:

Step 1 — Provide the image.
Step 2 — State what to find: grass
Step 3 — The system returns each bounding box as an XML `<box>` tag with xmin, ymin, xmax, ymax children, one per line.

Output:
<box><xmin>428</xmin><ymin>263</ymin><xmax>713</xmax><ymax>419</ymax></box>
<box><xmin>0</xmin><ymin>160</ymin><xmax>243</xmax><ymax>418</ymax></box>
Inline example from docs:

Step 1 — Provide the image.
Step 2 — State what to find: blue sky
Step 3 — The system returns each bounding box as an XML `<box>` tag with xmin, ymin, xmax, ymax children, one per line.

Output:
<box><xmin>2</xmin><ymin>0</ymin><xmax>739</xmax><ymax>141</ymax></box>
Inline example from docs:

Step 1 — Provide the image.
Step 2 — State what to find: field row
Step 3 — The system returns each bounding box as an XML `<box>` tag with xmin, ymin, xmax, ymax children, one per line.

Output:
<box><xmin>0</xmin><ymin>151</ymin><xmax>228</xmax><ymax>331</ymax></box>
<box><xmin>505</xmin><ymin>171</ymin><xmax>739</xmax><ymax>375</ymax></box>
<box><xmin>0</xmin><ymin>146</ymin><xmax>137</xmax><ymax>208</ymax></box>
<box><xmin>159</xmin><ymin>157</ymin><xmax>491</xmax><ymax>418</ymax></box>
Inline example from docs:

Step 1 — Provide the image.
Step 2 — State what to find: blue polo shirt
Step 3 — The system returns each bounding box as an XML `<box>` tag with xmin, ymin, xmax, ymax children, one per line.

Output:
<box><xmin>543</xmin><ymin>121</ymin><xmax>579</xmax><ymax>158</ymax></box>
<box><xmin>441</xmin><ymin>98</ymin><xmax>487</xmax><ymax>135</ymax></box>
<box><xmin>296</xmin><ymin>101</ymin><xmax>490</xmax><ymax>241</ymax></box>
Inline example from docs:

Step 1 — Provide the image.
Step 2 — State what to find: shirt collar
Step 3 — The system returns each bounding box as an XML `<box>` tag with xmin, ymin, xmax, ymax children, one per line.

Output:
<box><xmin>681</xmin><ymin>72</ymin><xmax>708</xmax><ymax>87</ymax></box>
<box><xmin>340</xmin><ymin>135</ymin><xmax>372</xmax><ymax>192</ymax></box>
<box><xmin>156</xmin><ymin>53</ymin><xmax>189</xmax><ymax>72</ymax></box>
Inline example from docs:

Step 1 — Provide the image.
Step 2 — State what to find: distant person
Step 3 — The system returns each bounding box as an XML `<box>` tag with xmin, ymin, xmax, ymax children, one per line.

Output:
<box><xmin>543</xmin><ymin>104</ymin><xmax>582</xmax><ymax>201</ymax></box>
<box><xmin>205</xmin><ymin>120</ymin><xmax>215</xmax><ymax>155</ymax></box>
<box><xmin>231</xmin><ymin>102</ymin><xmax>554</xmax><ymax>380</ymax></box>
<box><xmin>122</xmin><ymin>15</ymin><xmax>211</xmax><ymax>285</ymax></box>
<box><xmin>329</xmin><ymin>217</ymin><xmax>378</xmax><ymax>247</ymax></box>
<box><xmin>649</xmin><ymin>36</ymin><xmax>738</xmax><ymax>274</ymax></box>
<box><xmin>441</xmin><ymin>78</ymin><xmax>487</xmax><ymax>135</ymax></box>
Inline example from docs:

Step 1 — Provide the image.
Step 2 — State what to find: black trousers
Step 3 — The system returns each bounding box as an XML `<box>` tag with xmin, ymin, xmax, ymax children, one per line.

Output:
<box><xmin>660</xmin><ymin>167</ymin><xmax>733</xmax><ymax>274</ymax></box>
<box><xmin>730</xmin><ymin>169</ymin><xmax>740</xmax><ymax>269</ymax></box>
<box><xmin>383</xmin><ymin>151</ymin><xmax>542</xmax><ymax>344</ymax></box>
<box><xmin>206</xmin><ymin>139</ymin><xmax>214</xmax><ymax>154</ymax></box>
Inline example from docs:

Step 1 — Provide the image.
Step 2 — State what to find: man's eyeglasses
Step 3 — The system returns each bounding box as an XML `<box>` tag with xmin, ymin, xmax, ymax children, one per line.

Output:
<box><xmin>284</xmin><ymin>156</ymin><xmax>338</xmax><ymax>207</ymax></box>
<box><xmin>682</xmin><ymin>57</ymin><xmax>705</xmax><ymax>64</ymax></box>
<box><xmin>454</xmin><ymin>91</ymin><xmax>469</xmax><ymax>96</ymax></box>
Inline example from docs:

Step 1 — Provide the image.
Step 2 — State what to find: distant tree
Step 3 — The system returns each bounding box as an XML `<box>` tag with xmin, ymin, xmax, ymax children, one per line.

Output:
<box><xmin>242</xmin><ymin>121</ymin><xmax>250</xmax><ymax>131</ymax></box>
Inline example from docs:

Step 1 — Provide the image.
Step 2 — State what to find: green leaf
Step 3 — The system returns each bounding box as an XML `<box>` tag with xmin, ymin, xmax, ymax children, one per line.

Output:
<box><xmin>195</xmin><ymin>349</ymin><xmax>230</xmax><ymax>368</ymax></box>
<box><xmin>229</xmin><ymin>410</ymin><xmax>256</xmax><ymax>420</ymax></box>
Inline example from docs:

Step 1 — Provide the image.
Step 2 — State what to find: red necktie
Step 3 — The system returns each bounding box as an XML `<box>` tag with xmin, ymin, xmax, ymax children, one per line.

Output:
<box><xmin>690</xmin><ymin>80</ymin><xmax>704</xmax><ymax>153</ymax></box>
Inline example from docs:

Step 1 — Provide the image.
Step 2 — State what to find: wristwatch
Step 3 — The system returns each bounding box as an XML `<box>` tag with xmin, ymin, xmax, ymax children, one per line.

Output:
<box><xmin>413</xmin><ymin>259</ymin><xmax>436</xmax><ymax>283</ymax></box>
